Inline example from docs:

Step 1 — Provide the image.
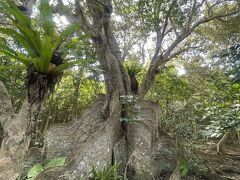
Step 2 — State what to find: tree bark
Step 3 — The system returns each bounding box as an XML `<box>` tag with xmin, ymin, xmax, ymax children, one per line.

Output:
<box><xmin>0</xmin><ymin>81</ymin><xmax>29</xmax><ymax>179</ymax></box>
<box><xmin>35</xmin><ymin>97</ymin><xmax>177</xmax><ymax>180</ymax></box>
<box><xmin>72</xmin><ymin>75</ymin><xmax>81</xmax><ymax>119</ymax></box>
<box><xmin>76</xmin><ymin>0</ymin><xmax>131</xmax><ymax>114</ymax></box>
<box><xmin>139</xmin><ymin>60</ymin><xmax>166</xmax><ymax>99</ymax></box>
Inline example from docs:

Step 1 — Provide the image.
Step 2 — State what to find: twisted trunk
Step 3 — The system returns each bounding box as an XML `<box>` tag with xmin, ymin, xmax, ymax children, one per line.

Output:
<box><xmin>35</xmin><ymin>96</ymin><xmax>177</xmax><ymax>179</ymax></box>
<box><xmin>35</xmin><ymin>1</ymin><xmax>178</xmax><ymax>179</ymax></box>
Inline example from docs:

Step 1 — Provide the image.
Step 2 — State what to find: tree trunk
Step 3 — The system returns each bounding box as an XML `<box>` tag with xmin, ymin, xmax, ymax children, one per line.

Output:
<box><xmin>34</xmin><ymin>96</ymin><xmax>178</xmax><ymax>180</ymax></box>
<box><xmin>26</xmin><ymin>70</ymin><xmax>62</xmax><ymax>148</ymax></box>
<box><xmin>139</xmin><ymin>60</ymin><xmax>166</xmax><ymax>99</ymax></box>
<box><xmin>72</xmin><ymin>75</ymin><xmax>81</xmax><ymax>119</ymax></box>
<box><xmin>0</xmin><ymin>70</ymin><xmax>63</xmax><ymax>179</ymax></box>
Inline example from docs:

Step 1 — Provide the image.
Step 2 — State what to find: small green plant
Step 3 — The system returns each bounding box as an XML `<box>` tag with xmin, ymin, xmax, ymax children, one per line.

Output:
<box><xmin>124</xmin><ymin>61</ymin><xmax>142</xmax><ymax>95</ymax></box>
<box><xmin>45</xmin><ymin>157</ymin><xmax>66</xmax><ymax>168</ymax></box>
<box><xmin>89</xmin><ymin>164</ymin><xmax>123</xmax><ymax>180</ymax></box>
<box><xmin>179</xmin><ymin>148</ymin><xmax>208</xmax><ymax>177</ymax></box>
<box><xmin>179</xmin><ymin>159</ymin><xmax>189</xmax><ymax>177</ymax></box>
<box><xmin>27</xmin><ymin>164</ymin><xmax>44</xmax><ymax>180</ymax></box>
<box><xmin>26</xmin><ymin>157</ymin><xmax>66</xmax><ymax>180</ymax></box>
<box><xmin>124</xmin><ymin>61</ymin><xmax>142</xmax><ymax>78</ymax></box>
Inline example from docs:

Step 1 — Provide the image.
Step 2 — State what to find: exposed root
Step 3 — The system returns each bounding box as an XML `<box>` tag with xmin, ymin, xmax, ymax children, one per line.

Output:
<box><xmin>217</xmin><ymin>132</ymin><xmax>240</xmax><ymax>156</ymax></box>
<box><xmin>217</xmin><ymin>132</ymin><xmax>230</xmax><ymax>154</ymax></box>
<box><xmin>217</xmin><ymin>165</ymin><xmax>240</xmax><ymax>174</ymax></box>
<box><xmin>169</xmin><ymin>161</ymin><xmax>181</xmax><ymax>180</ymax></box>
<box><xmin>214</xmin><ymin>165</ymin><xmax>240</xmax><ymax>180</ymax></box>
<box><xmin>238</xmin><ymin>131</ymin><xmax>240</xmax><ymax>144</ymax></box>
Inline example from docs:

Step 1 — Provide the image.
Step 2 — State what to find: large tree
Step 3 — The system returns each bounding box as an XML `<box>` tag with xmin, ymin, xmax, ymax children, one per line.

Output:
<box><xmin>0</xmin><ymin>0</ymin><xmax>240</xmax><ymax>179</ymax></box>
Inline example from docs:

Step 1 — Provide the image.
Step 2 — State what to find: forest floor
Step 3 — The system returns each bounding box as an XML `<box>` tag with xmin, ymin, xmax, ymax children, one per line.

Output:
<box><xmin>185</xmin><ymin>139</ymin><xmax>240</xmax><ymax>180</ymax></box>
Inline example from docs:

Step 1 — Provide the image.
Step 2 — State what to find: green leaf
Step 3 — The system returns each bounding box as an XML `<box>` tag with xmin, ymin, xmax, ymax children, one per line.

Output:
<box><xmin>124</xmin><ymin>61</ymin><xmax>142</xmax><ymax>77</ymax></box>
<box><xmin>180</xmin><ymin>159</ymin><xmax>189</xmax><ymax>177</ymax></box>
<box><xmin>40</xmin><ymin>0</ymin><xmax>55</xmax><ymax>36</ymax></box>
<box><xmin>0</xmin><ymin>0</ymin><xmax>41</xmax><ymax>56</ymax></box>
<box><xmin>181</xmin><ymin>167</ymin><xmax>189</xmax><ymax>177</ymax></box>
<box><xmin>55</xmin><ymin>59</ymin><xmax>93</xmax><ymax>73</ymax></box>
<box><xmin>27</xmin><ymin>164</ymin><xmax>44</xmax><ymax>179</ymax></box>
<box><xmin>54</xmin><ymin>24</ymin><xmax>79</xmax><ymax>49</ymax></box>
<box><xmin>0</xmin><ymin>27</ymin><xmax>39</xmax><ymax>57</ymax></box>
<box><xmin>0</xmin><ymin>65</ymin><xmax>25</xmax><ymax>70</ymax></box>
<box><xmin>0</xmin><ymin>73</ymin><xmax>8</xmax><ymax>79</ymax></box>
<box><xmin>0</xmin><ymin>0</ymin><xmax>31</xmax><ymax>26</ymax></box>
<box><xmin>13</xmin><ymin>22</ymin><xmax>41</xmax><ymax>56</ymax></box>
<box><xmin>39</xmin><ymin>36</ymin><xmax>54</xmax><ymax>73</ymax></box>
<box><xmin>45</xmin><ymin>157</ymin><xmax>65</xmax><ymax>168</ymax></box>
<box><xmin>0</xmin><ymin>43</ymin><xmax>17</xmax><ymax>56</ymax></box>
<box><xmin>0</xmin><ymin>48</ymin><xmax>35</xmax><ymax>67</ymax></box>
<box><xmin>16</xmin><ymin>53</ymin><xmax>38</xmax><ymax>67</ymax></box>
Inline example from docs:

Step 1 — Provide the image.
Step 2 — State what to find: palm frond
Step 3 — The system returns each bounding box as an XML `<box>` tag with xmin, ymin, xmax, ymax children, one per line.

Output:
<box><xmin>0</xmin><ymin>64</ymin><xmax>25</xmax><ymax>70</ymax></box>
<box><xmin>0</xmin><ymin>0</ymin><xmax>41</xmax><ymax>56</ymax></box>
<box><xmin>16</xmin><ymin>53</ymin><xmax>39</xmax><ymax>68</ymax></box>
<box><xmin>0</xmin><ymin>0</ymin><xmax>31</xmax><ymax>26</ymax></box>
<box><xmin>12</xmin><ymin>22</ymin><xmax>41</xmax><ymax>56</ymax></box>
<box><xmin>0</xmin><ymin>43</ymin><xmax>18</xmax><ymax>57</ymax></box>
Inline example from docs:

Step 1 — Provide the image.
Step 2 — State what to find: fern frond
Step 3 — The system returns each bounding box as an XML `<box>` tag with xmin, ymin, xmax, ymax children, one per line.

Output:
<box><xmin>54</xmin><ymin>24</ymin><xmax>79</xmax><ymax>50</ymax></box>
<box><xmin>0</xmin><ymin>27</ymin><xmax>38</xmax><ymax>57</ymax></box>
<box><xmin>0</xmin><ymin>0</ymin><xmax>31</xmax><ymax>26</ymax></box>
<box><xmin>39</xmin><ymin>36</ymin><xmax>54</xmax><ymax>73</ymax></box>
<box><xmin>0</xmin><ymin>65</ymin><xmax>25</xmax><ymax>70</ymax></box>
<box><xmin>40</xmin><ymin>0</ymin><xmax>55</xmax><ymax>37</ymax></box>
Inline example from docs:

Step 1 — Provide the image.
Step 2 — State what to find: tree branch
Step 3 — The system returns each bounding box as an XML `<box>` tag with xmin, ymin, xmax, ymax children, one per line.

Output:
<box><xmin>74</xmin><ymin>0</ymin><xmax>92</xmax><ymax>33</ymax></box>
<box><xmin>139</xmin><ymin>2</ymin><xmax>240</xmax><ymax>99</ymax></box>
<box><xmin>152</xmin><ymin>29</ymin><xmax>163</xmax><ymax>63</ymax></box>
<box><xmin>190</xmin><ymin>6</ymin><xmax>240</xmax><ymax>32</ymax></box>
<box><xmin>167</xmin><ymin>45</ymin><xmax>200</xmax><ymax>60</ymax></box>
<box><xmin>52</xmin><ymin>0</ymin><xmax>76</xmax><ymax>23</ymax></box>
<box><xmin>186</xmin><ymin>0</ymin><xmax>205</xmax><ymax>29</ymax></box>
<box><xmin>151</xmin><ymin>0</ymin><xmax>174</xmax><ymax>63</ymax></box>
<box><xmin>163</xmin><ymin>6</ymin><xmax>240</xmax><ymax>62</ymax></box>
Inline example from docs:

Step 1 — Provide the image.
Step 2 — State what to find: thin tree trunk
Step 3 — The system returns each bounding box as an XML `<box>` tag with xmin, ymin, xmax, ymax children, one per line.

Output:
<box><xmin>72</xmin><ymin>76</ymin><xmax>81</xmax><ymax>119</ymax></box>
<box><xmin>139</xmin><ymin>60</ymin><xmax>166</xmax><ymax>99</ymax></box>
